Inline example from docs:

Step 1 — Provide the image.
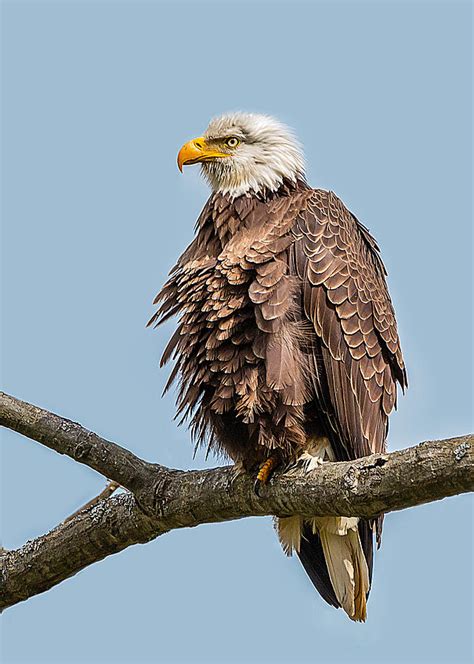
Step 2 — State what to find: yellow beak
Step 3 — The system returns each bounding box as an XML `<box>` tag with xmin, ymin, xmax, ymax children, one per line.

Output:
<box><xmin>177</xmin><ymin>136</ymin><xmax>228</xmax><ymax>172</ymax></box>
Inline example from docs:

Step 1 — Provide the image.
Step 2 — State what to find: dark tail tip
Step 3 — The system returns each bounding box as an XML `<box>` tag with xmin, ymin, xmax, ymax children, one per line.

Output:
<box><xmin>297</xmin><ymin>524</ymin><xmax>340</xmax><ymax>608</ymax></box>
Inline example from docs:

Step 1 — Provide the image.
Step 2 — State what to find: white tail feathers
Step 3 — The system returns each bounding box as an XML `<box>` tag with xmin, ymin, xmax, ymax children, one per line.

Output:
<box><xmin>276</xmin><ymin>515</ymin><xmax>303</xmax><ymax>556</ymax></box>
<box><xmin>318</xmin><ymin>519</ymin><xmax>370</xmax><ymax>622</ymax></box>
<box><xmin>276</xmin><ymin>514</ymin><xmax>370</xmax><ymax>621</ymax></box>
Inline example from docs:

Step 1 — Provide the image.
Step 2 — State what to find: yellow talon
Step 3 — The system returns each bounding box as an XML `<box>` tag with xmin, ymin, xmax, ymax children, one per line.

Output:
<box><xmin>257</xmin><ymin>458</ymin><xmax>275</xmax><ymax>483</ymax></box>
<box><xmin>254</xmin><ymin>456</ymin><xmax>279</xmax><ymax>495</ymax></box>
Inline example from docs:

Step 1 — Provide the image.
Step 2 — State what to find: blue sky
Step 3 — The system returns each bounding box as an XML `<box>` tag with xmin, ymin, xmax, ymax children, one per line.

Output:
<box><xmin>1</xmin><ymin>1</ymin><xmax>472</xmax><ymax>663</ymax></box>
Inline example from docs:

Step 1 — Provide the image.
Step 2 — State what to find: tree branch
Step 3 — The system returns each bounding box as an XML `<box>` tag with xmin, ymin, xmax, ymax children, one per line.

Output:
<box><xmin>63</xmin><ymin>480</ymin><xmax>120</xmax><ymax>523</ymax></box>
<box><xmin>1</xmin><ymin>391</ymin><xmax>472</xmax><ymax>611</ymax></box>
<box><xmin>0</xmin><ymin>392</ymin><xmax>156</xmax><ymax>495</ymax></box>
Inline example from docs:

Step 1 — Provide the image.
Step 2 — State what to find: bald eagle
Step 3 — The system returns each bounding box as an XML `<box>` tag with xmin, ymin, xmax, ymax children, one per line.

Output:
<box><xmin>149</xmin><ymin>112</ymin><xmax>407</xmax><ymax>621</ymax></box>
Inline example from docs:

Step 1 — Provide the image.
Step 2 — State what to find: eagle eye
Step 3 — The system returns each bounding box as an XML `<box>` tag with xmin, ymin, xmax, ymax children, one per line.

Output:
<box><xmin>225</xmin><ymin>137</ymin><xmax>240</xmax><ymax>148</ymax></box>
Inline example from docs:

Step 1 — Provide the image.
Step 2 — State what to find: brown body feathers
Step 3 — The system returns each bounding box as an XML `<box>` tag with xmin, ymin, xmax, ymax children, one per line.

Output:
<box><xmin>150</xmin><ymin>180</ymin><xmax>406</xmax><ymax>471</ymax></box>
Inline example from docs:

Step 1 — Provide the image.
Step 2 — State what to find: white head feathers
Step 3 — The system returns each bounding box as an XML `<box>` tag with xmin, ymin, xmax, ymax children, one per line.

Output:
<box><xmin>200</xmin><ymin>112</ymin><xmax>305</xmax><ymax>198</ymax></box>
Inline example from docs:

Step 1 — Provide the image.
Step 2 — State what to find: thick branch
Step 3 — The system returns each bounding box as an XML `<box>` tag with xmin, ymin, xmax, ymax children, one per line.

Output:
<box><xmin>1</xmin><ymin>391</ymin><xmax>472</xmax><ymax>611</ymax></box>
<box><xmin>0</xmin><ymin>494</ymin><xmax>160</xmax><ymax>612</ymax></box>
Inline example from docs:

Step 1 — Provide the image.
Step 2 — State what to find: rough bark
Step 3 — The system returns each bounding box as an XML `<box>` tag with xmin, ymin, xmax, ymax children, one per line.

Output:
<box><xmin>1</xmin><ymin>391</ymin><xmax>472</xmax><ymax>611</ymax></box>
<box><xmin>0</xmin><ymin>392</ymin><xmax>156</xmax><ymax>495</ymax></box>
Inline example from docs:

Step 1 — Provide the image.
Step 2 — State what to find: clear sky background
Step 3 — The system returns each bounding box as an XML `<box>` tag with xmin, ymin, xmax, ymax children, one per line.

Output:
<box><xmin>1</xmin><ymin>1</ymin><xmax>472</xmax><ymax>663</ymax></box>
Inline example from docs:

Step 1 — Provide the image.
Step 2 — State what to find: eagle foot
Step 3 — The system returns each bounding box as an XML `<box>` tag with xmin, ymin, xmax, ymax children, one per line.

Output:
<box><xmin>286</xmin><ymin>451</ymin><xmax>324</xmax><ymax>475</ymax></box>
<box><xmin>254</xmin><ymin>455</ymin><xmax>279</xmax><ymax>496</ymax></box>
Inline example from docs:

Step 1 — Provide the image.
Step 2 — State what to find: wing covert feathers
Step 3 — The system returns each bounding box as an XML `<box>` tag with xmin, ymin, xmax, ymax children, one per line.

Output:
<box><xmin>294</xmin><ymin>189</ymin><xmax>407</xmax><ymax>458</ymax></box>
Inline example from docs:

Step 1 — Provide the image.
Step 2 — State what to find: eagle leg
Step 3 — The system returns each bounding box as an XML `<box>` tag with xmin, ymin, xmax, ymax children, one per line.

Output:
<box><xmin>254</xmin><ymin>455</ymin><xmax>279</xmax><ymax>496</ymax></box>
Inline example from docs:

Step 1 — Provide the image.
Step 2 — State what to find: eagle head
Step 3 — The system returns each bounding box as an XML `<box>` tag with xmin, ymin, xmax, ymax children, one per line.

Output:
<box><xmin>177</xmin><ymin>112</ymin><xmax>305</xmax><ymax>198</ymax></box>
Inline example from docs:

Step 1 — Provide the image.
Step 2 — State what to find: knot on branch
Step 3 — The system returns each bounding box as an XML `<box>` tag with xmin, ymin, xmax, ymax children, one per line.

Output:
<box><xmin>361</xmin><ymin>456</ymin><xmax>389</xmax><ymax>471</ymax></box>
<box><xmin>73</xmin><ymin>441</ymin><xmax>92</xmax><ymax>460</ymax></box>
<box><xmin>343</xmin><ymin>466</ymin><xmax>359</xmax><ymax>492</ymax></box>
<box><xmin>454</xmin><ymin>441</ymin><xmax>469</xmax><ymax>461</ymax></box>
<box><xmin>342</xmin><ymin>456</ymin><xmax>388</xmax><ymax>498</ymax></box>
